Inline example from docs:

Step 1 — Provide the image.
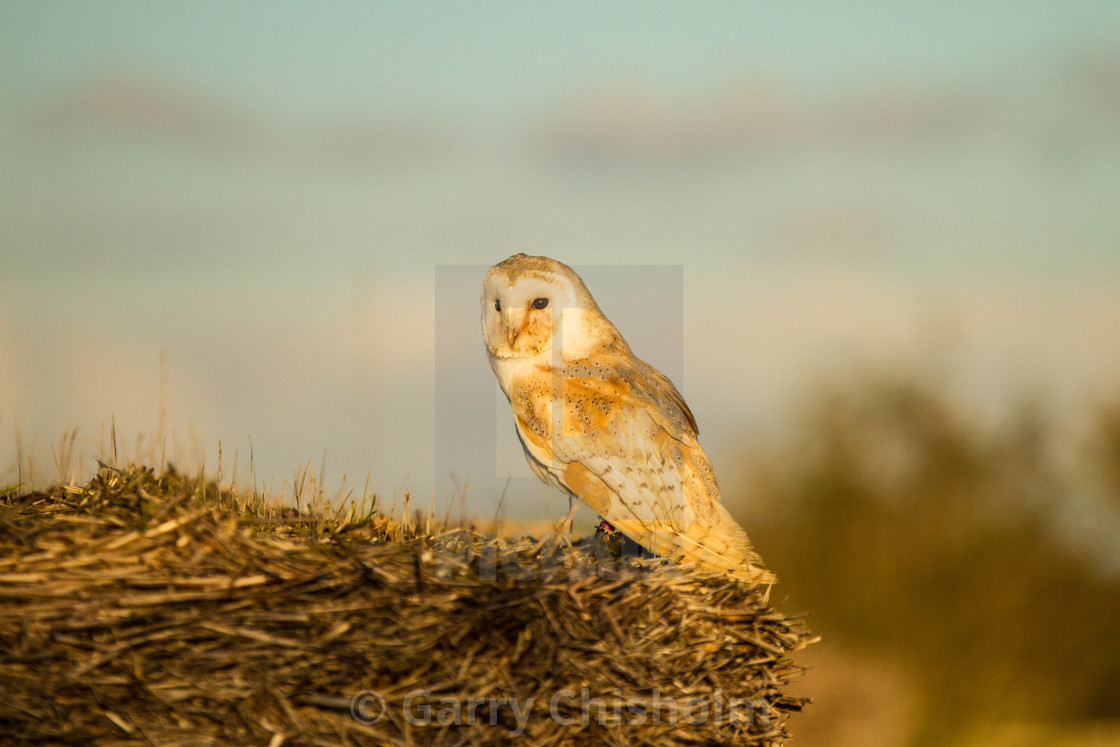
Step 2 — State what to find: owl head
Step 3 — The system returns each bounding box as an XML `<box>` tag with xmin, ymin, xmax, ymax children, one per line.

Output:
<box><xmin>481</xmin><ymin>253</ymin><xmax>610</xmax><ymax>360</ymax></box>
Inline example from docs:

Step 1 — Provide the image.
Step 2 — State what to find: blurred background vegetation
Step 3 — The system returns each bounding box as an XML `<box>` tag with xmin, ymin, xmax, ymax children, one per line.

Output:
<box><xmin>741</xmin><ymin>372</ymin><xmax>1120</xmax><ymax>744</ymax></box>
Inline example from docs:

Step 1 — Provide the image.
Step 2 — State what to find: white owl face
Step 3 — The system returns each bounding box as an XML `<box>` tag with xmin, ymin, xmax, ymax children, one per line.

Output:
<box><xmin>481</xmin><ymin>267</ymin><xmax>578</xmax><ymax>359</ymax></box>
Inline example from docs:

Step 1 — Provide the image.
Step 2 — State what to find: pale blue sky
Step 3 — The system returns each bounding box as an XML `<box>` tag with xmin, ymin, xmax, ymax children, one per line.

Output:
<box><xmin>3</xmin><ymin>1</ymin><xmax>1119</xmax><ymax>282</ymax></box>
<box><xmin>2</xmin><ymin>2</ymin><xmax>1119</xmax><ymax>546</ymax></box>
<box><xmin>4</xmin><ymin>2</ymin><xmax>1119</xmax><ymax>124</ymax></box>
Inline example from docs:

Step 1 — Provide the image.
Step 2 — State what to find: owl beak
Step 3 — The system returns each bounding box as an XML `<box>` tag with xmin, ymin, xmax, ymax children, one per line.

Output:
<box><xmin>505</xmin><ymin>310</ymin><xmax>530</xmax><ymax>348</ymax></box>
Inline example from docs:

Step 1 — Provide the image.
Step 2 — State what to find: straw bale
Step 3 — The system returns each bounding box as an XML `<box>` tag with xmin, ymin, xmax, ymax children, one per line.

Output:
<box><xmin>0</xmin><ymin>464</ymin><xmax>812</xmax><ymax>745</ymax></box>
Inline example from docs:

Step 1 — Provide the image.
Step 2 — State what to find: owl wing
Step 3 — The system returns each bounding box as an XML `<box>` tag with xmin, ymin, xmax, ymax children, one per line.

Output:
<box><xmin>509</xmin><ymin>361</ymin><xmax>774</xmax><ymax>584</ymax></box>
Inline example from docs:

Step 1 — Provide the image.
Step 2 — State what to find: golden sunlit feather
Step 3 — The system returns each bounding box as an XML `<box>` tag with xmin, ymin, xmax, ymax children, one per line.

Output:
<box><xmin>482</xmin><ymin>253</ymin><xmax>774</xmax><ymax>586</ymax></box>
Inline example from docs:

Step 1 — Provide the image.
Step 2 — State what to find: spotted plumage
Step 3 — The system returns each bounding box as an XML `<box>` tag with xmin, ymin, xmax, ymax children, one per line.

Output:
<box><xmin>481</xmin><ymin>253</ymin><xmax>774</xmax><ymax>585</ymax></box>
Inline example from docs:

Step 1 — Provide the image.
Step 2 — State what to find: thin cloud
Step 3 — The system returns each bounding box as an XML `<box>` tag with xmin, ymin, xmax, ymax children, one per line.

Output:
<box><xmin>531</xmin><ymin>76</ymin><xmax>999</xmax><ymax>162</ymax></box>
<box><xmin>23</xmin><ymin>71</ymin><xmax>450</xmax><ymax>171</ymax></box>
<box><xmin>27</xmin><ymin>72</ymin><xmax>273</xmax><ymax>153</ymax></box>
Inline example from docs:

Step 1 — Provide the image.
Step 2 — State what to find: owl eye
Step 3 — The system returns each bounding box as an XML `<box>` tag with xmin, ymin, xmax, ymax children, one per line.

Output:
<box><xmin>532</xmin><ymin>297</ymin><xmax>549</xmax><ymax>310</ymax></box>
<box><xmin>494</xmin><ymin>299</ymin><xmax>501</xmax><ymax>312</ymax></box>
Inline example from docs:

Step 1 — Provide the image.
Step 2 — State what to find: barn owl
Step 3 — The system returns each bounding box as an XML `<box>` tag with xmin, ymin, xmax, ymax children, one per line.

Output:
<box><xmin>481</xmin><ymin>253</ymin><xmax>774</xmax><ymax>585</ymax></box>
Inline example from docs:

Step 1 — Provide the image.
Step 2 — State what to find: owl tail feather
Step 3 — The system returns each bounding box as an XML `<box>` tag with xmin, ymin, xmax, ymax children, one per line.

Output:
<box><xmin>606</xmin><ymin>502</ymin><xmax>776</xmax><ymax>590</ymax></box>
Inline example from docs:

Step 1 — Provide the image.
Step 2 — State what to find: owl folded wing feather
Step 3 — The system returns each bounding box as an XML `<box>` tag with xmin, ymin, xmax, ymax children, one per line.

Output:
<box><xmin>511</xmin><ymin>364</ymin><xmax>774</xmax><ymax>585</ymax></box>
